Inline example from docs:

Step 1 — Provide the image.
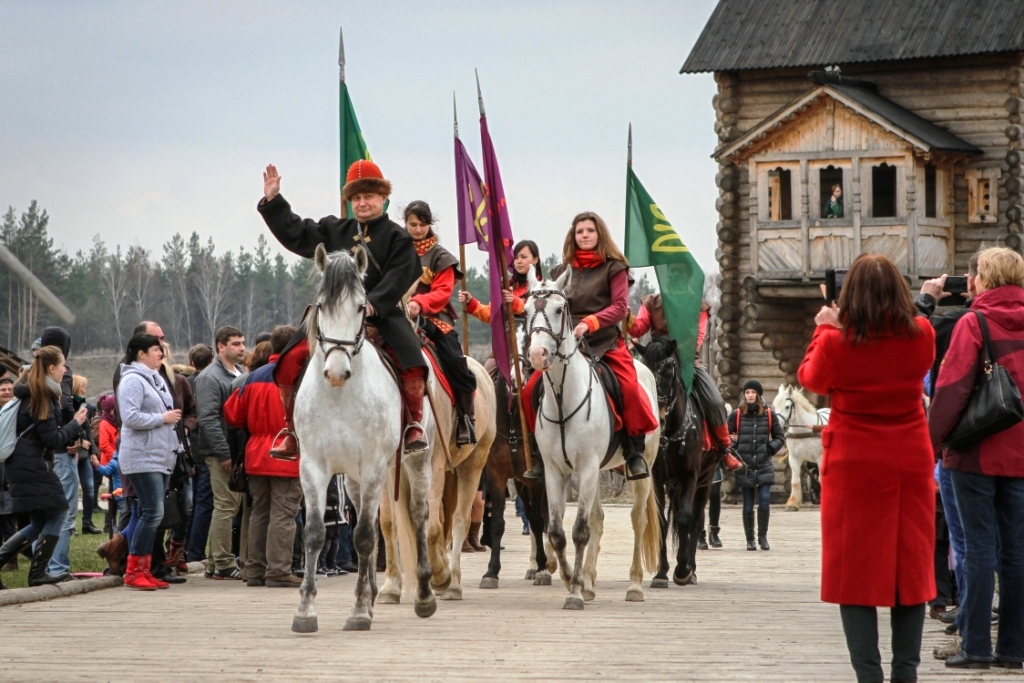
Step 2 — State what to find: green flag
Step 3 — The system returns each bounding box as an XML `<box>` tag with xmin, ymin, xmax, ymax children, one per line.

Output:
<box><xmin>339</xmin><ymin>81</ymin><xmax>373</xmax><ymax>216</ymax></box>
<box><xmin>624</xmin><ymin>164</ymin><xmax>705</xmax><ymax>394</ymax></box>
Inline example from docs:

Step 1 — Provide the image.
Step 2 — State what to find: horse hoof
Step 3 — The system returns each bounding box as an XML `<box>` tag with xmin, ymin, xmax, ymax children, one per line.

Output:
<box><xmin>673</xmin><ymin>571</ymin><xmax>696</xmax><ymax>586</ymax></box>
<box><xmin>525</xmin><ymin>569</ymin><xmax>537</xmax><ymax>580</ymax></box>
<box><xmin>430</xmin><ymin>574</ymin><xmax>452</xmax><ymax>593</ymax></box>
<box><xmin>533</xmin><ymin>571</ymin><xmax>552</xmax><ymax>586</ymax></box>
<box><xmin>415</xmin><ymin>598</ymin><xmax>437</xmax><ymax>619</ymax></box>
<box><xmin>563</xmin><ymin>596</ymin><xmax>585</xmax><ymax>610</ymax></box>
<box><xmin>378</xmin><ymin>592</ymin><xmax>401</xmax><ymax>605</ymax></box>
<box><xmin>440</xmin><ymin>586</ymin><xmax>462</xmax><ymax>601</ymax></box>
<box><xmin>626</xmin><ymin>589</ymin><xmax>645</xmax><ymax>602</ymax></box>
<box><xmin>650</xmin><ymin>578</ymin><xmax>669</xmax><ymax>589</ymax></box>
<box><xmin>479</xmin><ymin>576</ymin><xmax>499</xmax><ymax>589</ymax></box>
<box><xmin>785</xmin><ymin>505</ymin><xmax>799</xmax><ymax>512</ymax></box>
<box><xmin>291</xmin><ymin>615</ymin><xmax>319</xmax><ymax>633</ymax></box>
<box><xmin>582</xmin><ymin>588</ymin><xmax>596</xmax><ymax>602</ymax></box>
<box><xmin>342</xmin><ymin>616</ymin><xmax>372</xmax><ymax>631</ymax></box>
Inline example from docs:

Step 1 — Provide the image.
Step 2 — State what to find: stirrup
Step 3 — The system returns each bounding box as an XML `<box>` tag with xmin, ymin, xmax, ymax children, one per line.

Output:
<box><xmin>402</xmin><ymin>423</ymin><xmax>429</xmax><ymax>454</ymax></box>
<box><xmin>455</xmin><ymin>415</ymin><xmax>477</xmax><ymax>447</ymax></box>
<box><xmin>624</xmin><ymin>456</ymin><xmax>650</xmax><ymax>482</ymax></box>
<box><xmin>269</xmin><ymin>429</ymin><xmax>299</xmax><ymax>461</ymax></box>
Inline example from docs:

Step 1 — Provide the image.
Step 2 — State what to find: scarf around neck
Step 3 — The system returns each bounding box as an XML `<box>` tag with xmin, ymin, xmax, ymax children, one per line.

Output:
<box><xmin>413</xmin><ymin>233</ymin><xmax>437</xmax><ymax>256</ymax></box>
<box><xmin>572</xmin><ymin>250</ymin><xmax>605</xmax><ymax>269</ymax></box>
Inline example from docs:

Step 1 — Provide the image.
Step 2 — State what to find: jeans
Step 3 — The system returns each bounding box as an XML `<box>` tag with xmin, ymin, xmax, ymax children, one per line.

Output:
<box><xmin>741</xmin><ymin>483</ymin><xmax>771</xmax><ymax>514</ymax></box>
<box><xmin>125</xmin><ymin>472</ymin><xmax>169</xmax><ymax>556</ymax></box>
<box><xmin>48</xmin><ymin>452</ymin><xmax>79</xmax><ymax>574</ymax></box>
<box><xmin>938</xmin><ymin>465</ymin><xmax>966</xmax><ymax>629</ymax></box>
<box><xmin>20</xmin><ymin>509</ymin><xmax>69</xmax><ymax>543</ymax></box>
<box><xmin>950</xmin><ymin>469</ymin><xmax>1024</xmax><ymax>663</ymax></box>
<box><xmin>186</xmin><ymin>456</ymin><xmax>213</xmax><ymax>561</ymax></box>
<box><xmin>840</xmin><ymin>604</ymin><xmax>925</xmax><ymax>682</ymax></box>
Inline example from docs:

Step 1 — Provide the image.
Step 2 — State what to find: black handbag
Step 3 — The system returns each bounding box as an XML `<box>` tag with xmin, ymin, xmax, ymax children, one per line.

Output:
<box><xmin>158</xmin><ymin>489</ymin><xmax>185</xmax><ymax>530</ymax></box>
<box><xmin>943</xmin><ymin>311</ymin><xmax>1024</xmax><ymax>451</ymax></box>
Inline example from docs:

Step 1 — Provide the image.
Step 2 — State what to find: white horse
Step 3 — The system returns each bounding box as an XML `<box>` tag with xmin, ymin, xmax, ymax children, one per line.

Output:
<box><xmin>772</xmin><ymin>384</ymin><xmax>830</xmax><ymax>511</ymax></box>
<box><xmin>291</xmin><ymin>245</ymin><xmax>436</xmax><ymax>633</ymax></box>
<box><xmin>524</xmin><ymin>269</ymin><xmax>661</xmax><ymax>609</ymax></box>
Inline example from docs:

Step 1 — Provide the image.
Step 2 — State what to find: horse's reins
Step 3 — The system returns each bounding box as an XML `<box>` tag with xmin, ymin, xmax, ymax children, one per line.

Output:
<box><xmin>654</xmin><ymin>353</ymin><xmax>693</xmax><ymax>452</ymax></box>
<box><xmin>526</xmin><ymin>286</ymin><xmax>599</xmax><ymax>469</ymax></box>
<box><xmin>779</xmin><ymin>397</ymin><xmax>825</xmax><ymax>438</ymax></box>
<box><xmin>313</xmin><ymin>301</ymin><xmax>366</xmax><ymax>364</ymax></box>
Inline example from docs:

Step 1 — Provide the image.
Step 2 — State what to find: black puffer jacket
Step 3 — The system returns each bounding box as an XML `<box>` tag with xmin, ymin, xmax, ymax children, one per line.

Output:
<box><xmin>728</xmin><ymin>402</ymin><xmax>785</xmax><ymax>489</ymax></box>
<box><xmin>4</xmin><ymin>383</ymin><xmax>83</xmax><ymax>513</ymax></box>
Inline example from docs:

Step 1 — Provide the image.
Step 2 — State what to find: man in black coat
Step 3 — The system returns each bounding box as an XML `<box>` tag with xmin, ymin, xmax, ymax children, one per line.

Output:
<box><xmin>257</xmin><ymin>161</ymin><xmax>427</xmax><ymax>458</ymax></box>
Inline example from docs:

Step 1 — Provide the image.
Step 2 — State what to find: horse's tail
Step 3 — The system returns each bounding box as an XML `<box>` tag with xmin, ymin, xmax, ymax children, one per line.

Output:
<box><xmin>391</xmin><ymin>470</ymin><xmax>420</xmax><ymax>601</ymax></box>
<box><xmin>634</xmin><ymin>477</ymin><xmax>662</xmax><ymax>574</ymax></box>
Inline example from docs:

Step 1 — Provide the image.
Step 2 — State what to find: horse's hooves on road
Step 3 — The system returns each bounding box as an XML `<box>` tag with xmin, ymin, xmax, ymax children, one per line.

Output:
<box><xmin>414</xmin><ymin>598</ymin><xmax>437</xmax><ymax>618</ymax></box>
<box><xmin>650</xmin><ymin>578</ymin><xmax>669</xmax><ymax>589</ymax></box>
<box><xmin>786</xmin><ymin>505</ymin><xmax>799</xmax><ymax>512</ymax></box>
<box><xmin>378</xmin><ymin>592</ymin><xmax>400</xmax><ymax>605</ymax></box>
<box><xmin>440</xmin><ymin>586</ymin><xmax>463</xmax><ymax>601</ymax></box>
<box><xmin>525</xmin><ymin>569</ymin><xmax>537</xmax><ymax>580</ymax></box>
<box><xmin>479</xmin><ymin>576</ymin><xmax>499</xmax><ymax>589</ymax></box>
<box><xmin>673</xmin><ymin>571</ymin><xmax>696</xmax><ymax>586</ymax></box>
<box><xmin>582</xmin><ymin>589</ymin><xmax>596</xmax><ymax>602</ymax></box>
<box><xmin>533</xmin><ymin>571</ymin><xmax>552</xmax><ymax>586</ymax></box>
<box><xmin>625</xmin><ymin>589</ymin><xmax>645</xmax><ymax>602</ymax></box>
<box><xmin>342</xmin><ymin>616</ymin><xmax>372</xmax><ymax>631</ymax></box>
<box><xmin>292</xmin><ymin>615</ymin><xmax>319</xmax><ymax>633</ymax></box>
<box><xmin>430</xmin><ymin>574</ymin><xmax>452</xmax><ymax>593</ymax></box>
<box><xmin>563</xmin><ymin>596</ymin><xmax>585</xmax><ymax>610</ymax></box>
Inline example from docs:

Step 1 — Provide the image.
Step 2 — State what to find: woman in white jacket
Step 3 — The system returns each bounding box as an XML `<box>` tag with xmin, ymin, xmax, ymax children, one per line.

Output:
<box><xmin>117</xmin><ymin>334</ymin><xmax>181</xmax><ymax>590</ymax></box>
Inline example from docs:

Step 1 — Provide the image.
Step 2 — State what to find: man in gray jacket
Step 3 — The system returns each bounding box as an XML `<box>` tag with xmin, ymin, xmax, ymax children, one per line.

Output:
<box><xmin>194</xmin><ymin>326</ymin><xmax>247</xmax><ymax>579</ymax></box>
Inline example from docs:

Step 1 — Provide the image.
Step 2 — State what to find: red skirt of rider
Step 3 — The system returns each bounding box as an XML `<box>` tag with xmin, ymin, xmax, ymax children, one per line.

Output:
<box><xmin>520</xmin><ymin>337</ymin><xmax>658</xmax><ymax>437</ymax></box>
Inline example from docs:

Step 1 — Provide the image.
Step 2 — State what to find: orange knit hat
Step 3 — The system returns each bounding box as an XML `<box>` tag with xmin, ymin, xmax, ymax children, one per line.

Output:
<box><xmin>342</xmin><ymin>159</ymin><xmax>392</xmax><ymax>201</ymax></box>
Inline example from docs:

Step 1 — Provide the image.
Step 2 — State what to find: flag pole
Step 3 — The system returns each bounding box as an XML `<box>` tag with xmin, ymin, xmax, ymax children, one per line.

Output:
<box><xmin>455</xmin><ymin>93</ymin><xmax>470</xmax><ymax>355</ymax></box>
<box><xmin>476</xmin><ymin>70</ymin><xmax>533</xmax><ymax>472</ymax></box>
<box><xmin>339</xmin><ymin>27</ymin><xmax>348</xmax><ymax>219</ymax></box>
<box><xmin>623</xmin><ymin>123</ymin><xmax>633</xmax><ymax>340</ymax></box>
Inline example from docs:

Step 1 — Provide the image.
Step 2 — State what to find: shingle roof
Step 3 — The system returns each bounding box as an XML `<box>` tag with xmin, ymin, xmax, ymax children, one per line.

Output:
<box><xmin>682</xmin><ymin>0</ymin><xmax>1024</xmax><ymax>74</ymax></box>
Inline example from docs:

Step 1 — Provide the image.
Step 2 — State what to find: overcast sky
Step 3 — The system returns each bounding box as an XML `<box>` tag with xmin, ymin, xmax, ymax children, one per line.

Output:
<box><xmin>0</xmin><ymin>0</ymin><xmax>719</xmax><ymax>274</ymax></box>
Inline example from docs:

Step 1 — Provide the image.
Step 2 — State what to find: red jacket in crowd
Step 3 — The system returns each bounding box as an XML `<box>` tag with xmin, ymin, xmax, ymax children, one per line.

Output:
<box><xmin>930</xmin><ymin>284</ymin><xmax>1024</xmax><ymax>477</ymax></box>
<box><xmin>223</xmin><ymin>355</ymin><xmax>299</xmax><ymax>478</ymax></box>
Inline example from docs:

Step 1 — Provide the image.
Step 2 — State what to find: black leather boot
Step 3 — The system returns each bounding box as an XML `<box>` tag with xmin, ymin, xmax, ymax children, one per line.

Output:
<box><xmin>743</xmin><ymin>511</ymin><xmax>756</xmax><ymax>551</ymax></box>
<box><xmin>81</xmin><ymin>519</ymin><xmax>102</xmax><ymax>535</ymax></box>
<box><xmin>708</xmin><ymin>526</ymin><xmax>723</xmax><ymax>549</ymax></box>
<box><xmin>623</xmin><ymin>434</ymin><xmax>650</xmax><ymax>481</ymax></box>
<box><xmin>697</xmin><ymin>529</ymin><xmax>708</xmax><ymax>550</ymax></box>
<box><xmin>28</xmin><ymin>535</ymin><xmax>71</xmax><ymax>586</ymax></box>
<box><xmin>757</xmin><ymin>508</ymin><xmax>770</xmax><ymax>550</ymax></box>
<box><xmin>0</xmin><ymin>531</ymin><xmax>32</xmax><ymax>590</ymax></box>
<box><xmin>455</xmin><ymin>391</ymin><xmax>477</xmax><ymax>447</ymax></box>
<box><xmin>522</xmin><ymin>434</ymin><xmax>545</xmax><ymax>481</ymax></box>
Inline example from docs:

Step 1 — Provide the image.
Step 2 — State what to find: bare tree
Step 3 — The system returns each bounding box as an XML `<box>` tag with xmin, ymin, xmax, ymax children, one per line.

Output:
<box><xmin>126</xmin><ymin>245</ymin><xmax>153</xmax><ymax>326</ymax></box>
<box><xmin>192</xmin><ymin>241</ymin><xmax>234</xmax><ymax>343</ymax></box>
<box><xmin>161</xmin><ymin>234</ymin><xmax>193</xmax><ymax>347</ymax></box>
<box><xmin>97</xmin><ymin>241</ymin><xmax>130</xmax><ymax>349</ymax></box>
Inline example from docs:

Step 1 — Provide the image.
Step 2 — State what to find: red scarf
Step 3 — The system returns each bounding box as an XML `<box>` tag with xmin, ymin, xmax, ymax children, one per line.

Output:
<box><xmin>413</xmin><ymin>234</ymin><xmax>437</xmax><ymax>256</ymax></box>
<box><xmin>572</xmin><ymin>250</ymin><xmax>605</xmax><ymax>269</ymax></box>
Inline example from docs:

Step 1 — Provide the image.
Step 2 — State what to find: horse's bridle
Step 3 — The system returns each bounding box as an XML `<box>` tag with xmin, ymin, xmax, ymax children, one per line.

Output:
<box><xmin>314</xmin><ymin>301</ymin><xmax>367</xmax><ymax>365</ymax></box>
<box><xmin>779</xmin><ymin>398</ymin><xmax>796</xmax><ymax>428</ymax></box>
<box><xmin>525</xmin><ymin>288</ymin><xmax>578</xmax><ymax>365</ymax></box>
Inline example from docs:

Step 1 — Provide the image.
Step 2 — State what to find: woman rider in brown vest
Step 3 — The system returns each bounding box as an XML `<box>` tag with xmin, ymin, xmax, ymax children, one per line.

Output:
<box><xmin>403</xmin><ymin>201</ymin><xmax>477</xmax><ymax>445</ymax></box>
<box><xmin>522</xmin><ymin>212</ymin><xmax>659</xmax><ymax>481</ymax></box>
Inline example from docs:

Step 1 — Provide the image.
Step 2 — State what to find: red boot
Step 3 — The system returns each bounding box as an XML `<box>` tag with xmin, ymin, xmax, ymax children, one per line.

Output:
<box><xmin>165</xmin><ymin>538</ymin><xmax>188</xmax><ymax>574</ymax></box>
<box><xmin>270</xmin><ymin>384</ymin><xmax>299</xmax><ymax>460</ymax></box>
<box><xmin>141</xmin><ymin>555</ymin><xmax>169</xmax><ymax>589</ymax></box>
<box><xmin>124</xmin><ymin>554</ymin><xmax>158</xmax><ymax>591</ymax></box>
<box><xmin>710</xmin><ymin>422</ymin><xmax>744</xmax><ymax>471</ymax></box>
<box><xmin>401</xmin><ymin>373</ymin><xmax>429</xmax><ymax>453</ymax></box>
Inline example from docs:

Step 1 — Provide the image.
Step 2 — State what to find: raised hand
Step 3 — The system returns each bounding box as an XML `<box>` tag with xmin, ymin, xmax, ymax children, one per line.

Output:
<box><xmin>263</xmin><ymin>164</ymin><xmax>281</xmax><ymax>201</ymax></box>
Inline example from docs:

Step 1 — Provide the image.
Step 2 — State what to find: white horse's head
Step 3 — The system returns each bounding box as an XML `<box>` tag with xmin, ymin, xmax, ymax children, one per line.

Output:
<box><xmin>524</xmin><ymin>265</ymin><xmax>573</xmax><ymax>372</ymax></box>
<box><xmin>308</xmin><ymin>243</ymin><xmax>368</xmax><ymax>388</ymax></box>
<box><xmin>773</xmin><ymin>383</ymin><xmax>816</xmax><ymax>426</ymax></box>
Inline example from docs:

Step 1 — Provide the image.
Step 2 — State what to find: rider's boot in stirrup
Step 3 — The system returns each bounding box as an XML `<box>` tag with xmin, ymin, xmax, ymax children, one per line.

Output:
<box><xmin>623</xmin><ymin>434</ymin><xmax>650</xmax><ymax>481</ymax></box>
<box><xmin>269</xmin><ymin>384</ymin><xmax>299</xmax><ymax>461</ymax></box>
<box><xmin>455</xmin><ymin>391</ymin><xmax>477</xmax><ymax>447</ymax></box>
<box><xmin>522</xmin><ymin>434</ymin><xmax>544</xmax><ymax>481</ymax></box>
<box><xmin>401</xmin><ymin>375</ymin><xmax>429</xmax><ymax>454</ymax></box>
<box><xmin>710</xmin><ymin>423</ymin><xmax>743</xmax><ymax>471</ymax></box>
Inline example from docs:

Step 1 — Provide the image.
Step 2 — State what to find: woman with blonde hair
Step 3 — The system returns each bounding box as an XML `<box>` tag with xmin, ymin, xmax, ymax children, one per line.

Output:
<box><xmin>0</xmin><ymin>346</ymin><xmax>88</xmax><ymax>589</ymax></box>
<box><xmin>930</xmin><ymin>246</ymin><xmax>1024</xmax><ymax>670</ymax></box>
<box><xmin>799</xmin><ymin>253</ymin><xmax>936</xmax><ymax>682</ymax></box>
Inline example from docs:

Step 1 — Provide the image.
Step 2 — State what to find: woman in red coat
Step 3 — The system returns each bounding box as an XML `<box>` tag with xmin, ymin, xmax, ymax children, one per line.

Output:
<box><xmin>798</xmin><ymin>253</ymin><xmax>936</xmax><ymax>683</ymax></box>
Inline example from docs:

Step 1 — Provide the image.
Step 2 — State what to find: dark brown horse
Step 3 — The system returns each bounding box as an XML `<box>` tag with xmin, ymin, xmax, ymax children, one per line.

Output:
<box><xmin>636</xmin><ymin>339</ymin><xmax>718</xmax><ymax>586</ymax></box>
<box><xmin>480</xmin><ymin>373</ymin><xmax>554</xmax><ymax>589</ymax></box>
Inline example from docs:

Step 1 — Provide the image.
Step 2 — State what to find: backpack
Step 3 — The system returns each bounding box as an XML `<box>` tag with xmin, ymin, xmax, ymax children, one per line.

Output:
<box><xmin>0</xmin><ymin>398</ymin><xmax>33</xmax><ymax>463</ymax></box>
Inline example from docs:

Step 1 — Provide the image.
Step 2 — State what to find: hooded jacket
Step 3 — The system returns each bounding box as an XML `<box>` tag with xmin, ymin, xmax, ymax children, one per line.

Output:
<box><xmin>930</xmin><ymin>284</ymin><xmax>1024</xmax><ymax>477</ymax></box>
<box><xmin>117</xmin><ymin>362</ymin><xmax>179</xmax><ymax>476</ymax></box>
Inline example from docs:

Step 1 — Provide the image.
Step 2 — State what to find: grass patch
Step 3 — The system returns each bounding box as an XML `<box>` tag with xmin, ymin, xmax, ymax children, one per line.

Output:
<box><xmin>1</xmin><ymin>517</ymin><xmax>111</xmax><ymax>589</ymax></box>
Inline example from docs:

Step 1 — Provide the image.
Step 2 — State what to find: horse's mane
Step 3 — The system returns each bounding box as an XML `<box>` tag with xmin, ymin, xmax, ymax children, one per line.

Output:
<box><xmin>642</xmin><ymin>337</ymin><xmax>677</xmax><ymax>365</ymax></box>
<box><xmin>783</xmin><ymin>385</ymin><xmax>815</xmax><ymax>414</ymax></box>
<box><xmin>307</xmin><ymin>250</ymin><xmax>365</xmax><ymax>349</ymax></box>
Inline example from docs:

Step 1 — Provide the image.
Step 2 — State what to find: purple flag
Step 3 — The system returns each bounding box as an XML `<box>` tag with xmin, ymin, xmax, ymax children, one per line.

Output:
<box><xmin>455</xmin><ymin>137</ymin><xmax>489</xmax><ymax>252</ymax></box>
<box><xmin>479</xmin><ymin>115</ymin><xmax>516</xmax><ymax>385</ymax></box>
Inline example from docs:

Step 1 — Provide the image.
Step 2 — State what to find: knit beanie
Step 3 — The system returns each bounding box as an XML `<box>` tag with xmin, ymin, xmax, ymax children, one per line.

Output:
<box><xmin>742</xmin><ymin>379</ymin><xmax>763</xmax><ymax>396</ymax></box>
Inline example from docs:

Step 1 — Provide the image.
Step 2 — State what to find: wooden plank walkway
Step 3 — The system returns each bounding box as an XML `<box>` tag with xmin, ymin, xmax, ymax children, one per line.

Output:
<box><xmin>0</xmin><ymin>505</ymin><xmax>1005</xmax><ymax>681</ymax></box>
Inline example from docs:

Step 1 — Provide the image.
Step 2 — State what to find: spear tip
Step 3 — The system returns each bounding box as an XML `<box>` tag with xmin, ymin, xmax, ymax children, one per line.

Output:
<box><xmin>475</xmin><ymin>69</ymin><xmax>485</xmax><ymax>117</ymax></box>
<box><xmin>453</xmin><ymin>91</ymin><xmax>459</xmax><ymax>138</ymax></box>
<box><xmin>338</xmin><ymin>26</ymin><xmax>346</xmax><ymax>82</ymax></box>
<box><xmin>627</xmin><ymin>123</ymin><xmax>633</xmax><ymax>166</ymax></box>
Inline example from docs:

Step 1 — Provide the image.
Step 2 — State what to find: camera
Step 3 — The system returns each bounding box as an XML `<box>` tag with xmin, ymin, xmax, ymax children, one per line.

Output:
<box><xmin>825</xmin><ymin>268</ymin><xmax>847</xmax><ymax>304</ymax></box>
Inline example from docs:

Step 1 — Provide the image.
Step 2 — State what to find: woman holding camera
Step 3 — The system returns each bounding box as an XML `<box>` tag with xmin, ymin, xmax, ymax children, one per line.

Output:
<box><xmin>117</xmin><ymin>333</ymin><xmax>182</xmax><ymax>591</ymax></box>
<box><xmin>799</xmin><ymin>253</ymin><xmax>936</xmax><ymax>683</ymax></box>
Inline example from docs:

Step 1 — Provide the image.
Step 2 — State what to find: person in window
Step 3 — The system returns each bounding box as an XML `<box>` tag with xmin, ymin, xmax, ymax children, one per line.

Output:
<box><xmin>825</xmin><ymin>184</ymin><xmax>843</xmax><ymax>218</ymax></box>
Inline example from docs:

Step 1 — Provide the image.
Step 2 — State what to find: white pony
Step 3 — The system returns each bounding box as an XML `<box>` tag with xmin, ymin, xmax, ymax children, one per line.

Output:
<box><xmin>291</xmin><ymin>245</ymin><xmax>436</xmax><ymax>633</ymax></box>
<box><xmin>772</xmin><ymin>384</ymin><xmax>830</xmax><ymax>511</ymax></box>
<box><xmin>524</xmin><ymin>269</ymin><xmax>661</xmax><ymax>609</ymax></box>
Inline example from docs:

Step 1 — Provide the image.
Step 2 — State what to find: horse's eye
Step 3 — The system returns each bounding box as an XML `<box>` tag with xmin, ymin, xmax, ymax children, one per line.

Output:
<box><xmin>555</xmin><ymin>307</ymin><xmax>563</xmax><ymax>315</ymax></box>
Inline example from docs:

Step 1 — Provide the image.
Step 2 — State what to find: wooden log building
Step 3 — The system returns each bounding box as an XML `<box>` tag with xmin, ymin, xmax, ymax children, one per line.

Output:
<box><xmin>682</xmin><ymin>0</ymin><xmax>1024</xmax><ymax>406</ymax></box>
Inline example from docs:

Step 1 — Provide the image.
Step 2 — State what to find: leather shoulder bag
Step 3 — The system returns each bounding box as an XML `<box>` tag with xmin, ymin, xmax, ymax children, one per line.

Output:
<box><xmin>943</xmin><ymin>310</ymin><xmax>1024</xmax><ymax>451</ymax></box>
